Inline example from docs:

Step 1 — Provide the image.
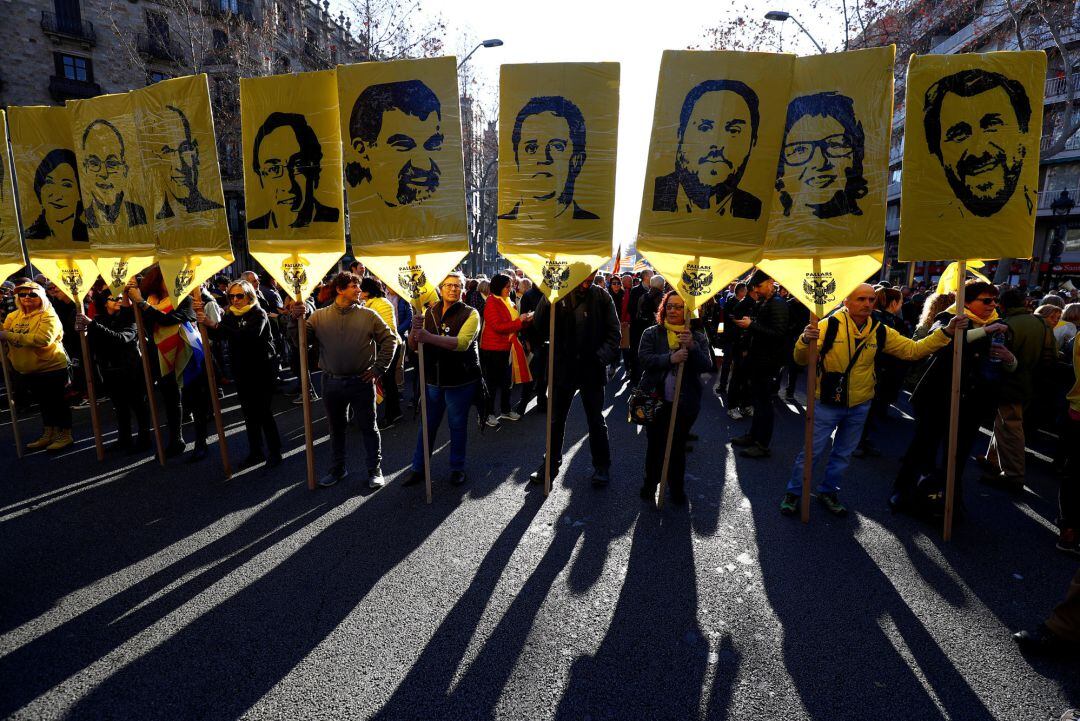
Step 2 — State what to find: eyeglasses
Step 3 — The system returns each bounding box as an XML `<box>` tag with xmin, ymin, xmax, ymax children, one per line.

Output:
<box><xmin>258</xmin><ymin>157</ymin><xmax>311</xmax><ymax>180</ymax></box>
<box><xmin>84</xmin><ymin>157</ymin><xmax>126</xmax><ymax>175</ymax></box>
<box><xmin>666</xmin><ymin>304</ymin><xmax>685</xmax><ymax>312</ymax></box>
<box><xmin>782</xmin><ymin>134</ymin><xmax>853</xmax><ymax>166</ymax></box>
<box><xmin>227</xmin><ymin>292</ymin><xmax>247</xmax><ymax>300</ymax></box>
<box><xmin>441</xmin><ymin>283</ymin><xmax>463</xmax><ymax>290</ymax></box>
<box><xmin>973</xmin><ymin>297</ymin><xmax>997</xmax><ymax>305</ymax></box>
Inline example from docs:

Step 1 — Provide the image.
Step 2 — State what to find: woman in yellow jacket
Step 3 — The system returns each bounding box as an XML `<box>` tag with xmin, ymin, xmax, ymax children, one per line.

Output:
<box><xmin>0</xmin><ymin>281</ymin><xmax>72</xmax><ymax>451</ymax></box>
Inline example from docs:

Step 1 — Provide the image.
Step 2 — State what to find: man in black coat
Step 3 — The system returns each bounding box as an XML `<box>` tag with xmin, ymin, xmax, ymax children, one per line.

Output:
<box><xmin>529</xmin><ymin>273</ymin><xmax>621</xmax><ymax>486</ymax></box>
<box><xmin>731</xmin><ymin>270</ymin><xmax>788</xmax><ymax>457</ymax></box>
<box><xmin>515</xmin><ymin>278</ymin><xmax>548</xmax><ymax>414</ymax></box>
<box><xmin>783</xmin><ymin>291</ymin><xmax>811</xmax><ymax>400</ymax></box>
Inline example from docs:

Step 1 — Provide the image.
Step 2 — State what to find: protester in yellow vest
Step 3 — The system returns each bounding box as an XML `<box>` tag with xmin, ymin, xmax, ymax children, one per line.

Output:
<box><xmin>0</xmin><ymin>280</ymin><xmax>73</xmax><ymax>451</ymax></box>
<box><xmin>779</xmin><ymin>283</ymin><xmax>965</xmax><ymax>518</ymax></box>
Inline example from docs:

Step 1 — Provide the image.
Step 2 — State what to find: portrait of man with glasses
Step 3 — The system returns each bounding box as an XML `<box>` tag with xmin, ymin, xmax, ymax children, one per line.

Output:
<box><xmin>775</xmin><ymin>91</ymin><xmax>868</xmax><ymax>221</ymax></box>
<box><xmin>151</xmin><ymin>105</ymin><xmax>223</xmax><ymax>220</ymax></box>
<box><xmin>80</xmin><ymin>119</ymin><xmax>148</xmax><ymax>229</ymax></box>
<box><xmin>248</xmin><ymin>111</ymin><xmax>340</xmax><ymax>230</ymax></box>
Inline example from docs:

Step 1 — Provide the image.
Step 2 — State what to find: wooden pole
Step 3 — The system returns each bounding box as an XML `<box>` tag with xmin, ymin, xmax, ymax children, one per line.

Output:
<box><xmin>196</xmin><ymin>321</ymin><xmax>231</xmax><ymax>479</ymax></box>
<box><xmin>801</xmin><ymin>312</ymin><xmax>819</xmax><ymax>524</ymax></box>
<box><xmin>544</xmin><ymin>300</ymin><xmax>556</xmax><ymax>497</ymax></box>
<box><xmin>656</xmin><ymin>362</ymin><xmax>686</xmax><ymax>511</ymax></box>
<box><xmin>78</xmin><ymin>329</ymin><xmax>104</xmax><ymax>461</ymax></box>
<box><xmin>0</xmin><ymin>341</ymin><xmax>23</xmax><ymax>458</ymax></box>
<box><xmin>417</xmin><ymin>336</ymin><xmax>433</xmax><ymax>504</ymax></box>
<box><xmin>132</xmin><ymin>301</ymin><xmax>165</xmax><ymax>466</ymax></box>
<box><xmin>943</xmin><ymin>259</ymin><xmax>966</xmax><ymax>541</ymax></box>
<box><xmin>297</xmin><ymin>313</ymin><xmax>315</xmax><ymax>490</ymax></box>
<box><xmin>906</xmin><ymin>261</ymin><xmax>916</xmax><ymax>289</ymax></box>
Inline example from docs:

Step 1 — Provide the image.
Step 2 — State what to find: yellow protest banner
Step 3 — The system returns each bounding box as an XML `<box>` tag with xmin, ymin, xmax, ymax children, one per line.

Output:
<box><xmin>899</xmin><ymin>51</ymin><xmax>1046</xmax><ymax>262</ymax></box>
<box><xmin>637</xmin><ymin>50</ymin><xmax>794</xmax><ymax>312</ymax></box>
<box><xmin>758</xmin><ymin>46</ymin><xmax>895</xmax><ymax>315</ymax></box>
<box><xmin>241</xmin><ymin>70</ymin><xmax>344</xmax><ymax>300</ymax></box>
<box><xmin>68</xmin><ymin>92</ymin><xmax>157</xmax><ymax>294</ymax></box>
<box><xmin>135</xmin><ymin>74</ymin><xmax>232</xmax><ymax>299</ymax></box>
<box><xmin>8</xmin><ymin>105</ymin><xmax>98</xmax><ymax>302</ymax></box>
<box><xmin>0</xmin><ymin>111</ymin><xmax>28</xmax><ymax>282</ymax></box>
<box><xmin>498</xmin><ymin>62</ymin><xmax>619</xmax><ymax>301</ymax></box>
<box><xmin>338</xmin><ymin>56</ymin><xmax>466</xmax><ymax>304</ymax></box>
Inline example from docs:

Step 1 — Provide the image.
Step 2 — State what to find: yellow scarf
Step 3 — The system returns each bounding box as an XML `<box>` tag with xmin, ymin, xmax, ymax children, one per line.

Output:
<box><xmin>663</xmin><ymin>322</ymin><xmax>687</xmax><ymax>350</ymax></box>
<box><xmin>963</xmin><ymin>307</ymin><xmax>998</xmax><ymax>327</ymax></box>
<box><xmin>229</xmin><ymin>303</ymin><xmax>255</xmax><ymax>316</ymax></box>
<box><xmin>501</xmin><ymin>295</ymin><xmax>519</xmax><ymax>320</ymax></box>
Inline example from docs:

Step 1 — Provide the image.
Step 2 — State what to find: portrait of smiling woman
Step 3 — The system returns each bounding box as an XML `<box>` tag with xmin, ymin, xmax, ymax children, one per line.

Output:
<box><xmin>775</xmin><ymin>91</ymin><xmax>868</xmax><ymax>221</ymax></box>
<box><xmin>24</xmin><ymin>148</ymin><xmax>89</xmax><ymax>243</ymax></box>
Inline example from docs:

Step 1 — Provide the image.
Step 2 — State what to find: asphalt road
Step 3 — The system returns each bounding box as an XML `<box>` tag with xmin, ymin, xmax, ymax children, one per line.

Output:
<box><xmin>1</xmin><ymin>364</ymin><xmax>1077</xmax><ymax>720</ymax></box>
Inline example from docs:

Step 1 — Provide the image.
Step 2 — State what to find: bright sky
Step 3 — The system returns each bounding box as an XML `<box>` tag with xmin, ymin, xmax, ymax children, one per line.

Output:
<box><xmin>418</xmin><ymin>0</ymin><xmax>847</xmax><ymax>256</ymax></box>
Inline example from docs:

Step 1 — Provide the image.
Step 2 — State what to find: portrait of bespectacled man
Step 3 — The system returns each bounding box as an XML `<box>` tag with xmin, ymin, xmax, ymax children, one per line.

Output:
<box><xmin>499</xmin><ymin>95</ymin><xmax>598</xmax><ymax>222</ymax></box>
<box><xmin>151</xmin><ymin>104</ymin><xmax>224</xmax><ymax>220</ymax></box>
<box><xmin>653</xmin><ymin>78</ymin><xmax>762</xmax><ymax>219</ymax></box>
<box><xmin>776</xmin><ymin>91</ymin><xmax>868</xmax><ymax>220</ymax></box>
<box><xmin>248</xmin><ymin>111</ymin><xmax>340</xmax><ymax>230</ymax></box>
<box><xmin>922</xmin><ymin>68</ymin><xmax>1033</xmax><ymax>218</ymax></box>
<box><xmin>345</xmin><ymin>79</ymin><xmax>444</xmax><ymax>208</ymax></box>
<box><xmin>80</xmin><ymin>119</ymin><xmax>148</xmax><ymax>229</ymax></box>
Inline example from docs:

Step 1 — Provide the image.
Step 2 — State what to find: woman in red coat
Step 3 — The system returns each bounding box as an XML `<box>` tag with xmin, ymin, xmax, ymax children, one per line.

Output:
<box><xmin>479</xmin><ymin>273</ymin><xmax>534</xmax><ymax>427</ymax></box>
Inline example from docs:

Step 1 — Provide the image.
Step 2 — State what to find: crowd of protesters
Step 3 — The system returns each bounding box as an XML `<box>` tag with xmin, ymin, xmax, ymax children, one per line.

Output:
<box><xmin>3</xmin><ymin>261</ymin><xmax>1080</xmax><ymax>657</ymax></box>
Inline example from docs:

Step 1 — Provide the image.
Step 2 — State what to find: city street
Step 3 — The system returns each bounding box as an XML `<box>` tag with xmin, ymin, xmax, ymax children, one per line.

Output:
<box><xmin>1</xmin><ymin>367</ymin><xmax>1077</xmax><ymax>720</ymax></box>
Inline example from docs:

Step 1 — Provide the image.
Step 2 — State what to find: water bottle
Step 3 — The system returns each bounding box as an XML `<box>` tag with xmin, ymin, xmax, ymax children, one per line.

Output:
<box><xmin>990</xmin><ymin>333</ymin><xmax>1005</xmax><ymax>364</ymax></box>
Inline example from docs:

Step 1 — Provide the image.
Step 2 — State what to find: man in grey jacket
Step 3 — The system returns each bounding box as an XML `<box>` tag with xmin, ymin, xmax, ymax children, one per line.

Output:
<box><xmin>292</xmin><ymin>271</ymin><xmax>399</xmax><ymax>489</ymax></box>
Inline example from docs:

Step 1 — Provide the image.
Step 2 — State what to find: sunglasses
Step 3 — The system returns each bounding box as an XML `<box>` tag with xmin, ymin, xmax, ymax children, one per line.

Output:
<box><xmin>16</xmin><ymin>292</ymin><xmax>35</xmax><ymax>298</ymax></box>
<box><xmin>227</xmin><ymin>293</ymin><xmax>247</xmax><ymax>300</ymax></box>
<box><xmin>106</xmin><ymin>296</ymin><xmax>123</xmax><ymax>302</ymax></box>
<box><xmin>973</xmin><ymin>298</ymin><xmax>997</xmax><ymax>305</ymax></box>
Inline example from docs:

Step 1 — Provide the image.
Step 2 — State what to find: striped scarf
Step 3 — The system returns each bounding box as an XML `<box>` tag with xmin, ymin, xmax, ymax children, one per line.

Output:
<box><xmin>149</xmin><ymin>295</ymin><xmax>204</xmax><ymax>388</ymax></box>
<box><xmin>503</xmin><ymin>297</ymin><xmax>533</xmax><ymax>385</ymax></box>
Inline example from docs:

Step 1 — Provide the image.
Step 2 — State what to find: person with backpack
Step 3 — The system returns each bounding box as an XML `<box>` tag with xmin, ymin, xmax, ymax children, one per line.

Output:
<box><xmin>779</xmin><ymin>283</ymin><xmax>966</xmax><ymax>517</ymax></box>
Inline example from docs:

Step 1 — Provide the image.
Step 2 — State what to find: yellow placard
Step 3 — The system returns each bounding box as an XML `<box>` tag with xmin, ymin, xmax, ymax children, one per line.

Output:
<box><xmin>0</xmin><ymin>111</ymin><xmax>28</xmax><ymax>282</ymax></box>
<box><xmin>637</xmin><ymin>50</ymin><xmax>794</xmax><ymax>312</ymax></box>
<box><xmin>759</xmin><ymin>46</ymin><xmax>895</xmax><ymax>314</ymax></box>
<box><xmin>135</xmin><ymin>74</ymin><xmax>233</xmax><ymax>299</ymax></box>
<box><xmin>241</xmin><ymin>70</ymin><xmax>344</xmax><ymax>300</ymax></box>
<box><xmin>337</xmin><ymin>56</ymin><xmax>467</xmax><ymax>305</ymax></box>
<box><xmin>497</xmin><ymin>62</ymin><xmax>620</xmax><ymax>301</ymax></box>
<box><xmin>899</xmin><ymin>51</ymin><xmax>1046</xmax><ymax>262</ymax></box>
<box><xmin>68</xmin><ymin>91</ymin><xmax>157</xmax><ymax>293</ymax></box>
<box><xmin>8</xmin><ymin>105</ymin><xmax>99</xmax><ymax>301</ymax></box>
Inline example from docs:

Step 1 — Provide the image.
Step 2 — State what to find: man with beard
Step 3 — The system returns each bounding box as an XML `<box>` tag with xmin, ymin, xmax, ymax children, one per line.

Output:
<box><xmin>151</xmin><ymin>105</ymin><xmax>224</xmax><ymax>219</ymax></box>
<box><xmin>923</xmin><ymin>69</ymin><xmax>1033</xmax><ymax>218</ymax></box>
<box><xmin>499</xmin><ymin>96</ymin><xmax>598</xmax><ymax>221</ymax></box>
<box><xmin>81</xmin><ymin>119</ymin><xmax>147</xmax><ymax>228</ymax></box>
<box><xmin>653</xmin><ymin>79</ymin><xmax>762</xmax><ymax>219</ymax></box>
<box><xmin>345</xmin><ymin>79</ymin><xmax>443</xmax><ymax>208</ymax></box>
<box><xmin>248</xmin><ymin>112</ymin><xmax>340</xmax><ymax>230</ymax></box>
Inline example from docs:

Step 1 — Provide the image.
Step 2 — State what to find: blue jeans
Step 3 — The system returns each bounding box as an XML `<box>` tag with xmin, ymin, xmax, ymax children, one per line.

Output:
<box><xmin>786</xmin><ymin>400</ymin><xmax>871</xmax><ymax>496</ymax></box>
<box><xmin>412</xmin><ymin>382</ymin><xmax>478</xmax><ymax>472</ymax></box>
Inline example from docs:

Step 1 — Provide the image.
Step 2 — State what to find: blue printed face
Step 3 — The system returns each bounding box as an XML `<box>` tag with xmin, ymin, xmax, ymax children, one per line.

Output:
<box><xmin>677</xmin><ymin>90</ymin><xmax>753</xmax><ymax>192</ymax></box>
<box><xmin>780</xmin><ymin>115</ymin><xmax>853</xmax><ymax>209</ymax></box>
<box><xmin>517</xmin><ymin>111</ymin><xmax>572</xmax><ymax>206</ymax></box>
<box><xmin>362</xmin><ymin>108</ymin><xmax>443</xmax><ymax>207</ymax></box>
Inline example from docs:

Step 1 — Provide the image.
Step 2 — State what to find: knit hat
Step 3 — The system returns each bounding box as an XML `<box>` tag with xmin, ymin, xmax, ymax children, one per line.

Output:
<box><xmin>747</xmin><ymin>269</ymin><xmax>772</xmax><ymax>287</ymax></box>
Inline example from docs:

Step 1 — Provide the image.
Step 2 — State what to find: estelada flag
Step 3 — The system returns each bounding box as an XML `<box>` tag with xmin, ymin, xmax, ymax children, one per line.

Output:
<box><xmin>68</xmin><ymin>91</ymin><xmax>157</xmax><ymax>294</ymax></box>
<box><xmin>135</xmin><ymin>74</ymin><xmax>232</xmax><ymax>300</ymax></box>
<box><xmin>0</xmin><ymin>111</ymin><xmax>28</xmax><ymax>282</ymax></box>
<box><xmin>241</xmin><ymin>70</ymin><xmax>344</xmax><ymax>300</ymax></box>
<box><xmin>8</xmin><ymin>105</ymin><xmax>99</xmax><ymax>302</ymax></box>
<box><xmin>337</xmin><ymin>56</ymin><xmax>466</xmax><ymax>306</ymax></box>
<box><xmin>899</xmin><ymin>51</ymin><xmax>1046</xmax><ymax>262</ymax></box>
<box><xmin>498</xmin><ymin>62</ymin><xmax>620</xmax><ymax>302</ymax></box>
<box><xmin>637</xmin><ymin>50</ymin><xmax>794</xmax><ymax>313</ymax></box>
<box><xmin>758</xmin><ymin>46</ymin><xmax>895</xmax><ymax>316</ymax></box>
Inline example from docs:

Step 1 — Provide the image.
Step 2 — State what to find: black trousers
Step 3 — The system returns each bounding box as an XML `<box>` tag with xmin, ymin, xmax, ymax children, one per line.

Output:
<box><xmin>26</xmin><ymin>369</ymin><xmax>71</xmax><ymax>429</ymax></box>
<box><xmin>749</xmin><ymin>366</ymin><xmax>780</xmax><ymax>447</ymax></box>
<box><xmin>480</xmin><ymin>349</ymin><xmax>512</xmax><ymax>416</ymax></box>
<box><xmin>727</xmin><ymin>351</ymin><xmax>751</xmax><ymax>408</ymax></box>
<box><xmin>159</xmin><ymin>371</ymin><xmax>209</xmax><ymax>448</ymax></box>
<box><xmin>102</xmin><ymin>368</ymin><xmax>150</xmax><ymax>444</ymax></box>
<box><xmin>548</xmin><ymin>377</ymin><xmax>610</xmax><ymax>471</ymax></box>
<box><xmin>1059</xmin><ymin>416</ymin><xmax>1080</xmax><ymax>528</ymax></box>
<box><xmin>644</xmin><ymin>401</ymin><xmax>698</xmax><ymax>494</ymax></box>
<box><xmin>236</xmin><ymin>371</ymin><xmax>280</xmax><ymax>457</ymax></box>
<box><xmin>517</xmin><ymin>342</ymin><xmax>547</xmax><ymax>411</ymax></box>
<box><xmin>782</xmin><ymin>357</ymin><xmax>802</xmax><ymax>396</ymax></box>
<box><xmin>895</xmin><ymin>396</ymin><xmax>990</xmax><ymax>499</ymax></box>
<box><xmin>381</xmin><ymin>344</ymin><xmax>404</xmax><ymax>420</ymax></box>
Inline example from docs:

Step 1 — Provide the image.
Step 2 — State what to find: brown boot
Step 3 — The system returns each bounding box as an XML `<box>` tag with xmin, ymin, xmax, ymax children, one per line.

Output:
<box><xmin>46</xmin><ymin>428</ymin><xmax>73</xmax><ymax>452</ymax></box>
<box><xmin>26</xmin><ymin>427</ymin><xmax>56</xmax><ymax>450</ymax></box>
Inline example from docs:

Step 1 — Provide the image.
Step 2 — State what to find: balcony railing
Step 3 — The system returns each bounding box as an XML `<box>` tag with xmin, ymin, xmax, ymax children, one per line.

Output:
<box><xmin>48</xmin><ymin>74</ymin><xmax>100</xmax><ymax>100</ymax></box>
<box><xmin>1038</xmin><ymin>185</ymin><xmax>1080</xmax><ymax>212</ymax></box>
<box><xmin>203</xmin><ymin>0</ymin><xmax>253</xmax><ymax>21</ymax></box>
<box><xmin>40</xmin><ymin>11</ymin><xmax>96</xmax><ymax>45</ymax></box>
<box><xmin>1041</xmin><ymin>132</ymin><xmax>1080</xmax><ymax>154</ymax></box>
<box><xmin>137</xmin><ymin>33</ymin><xmax>178</xmax><ymax>62</ymax></box>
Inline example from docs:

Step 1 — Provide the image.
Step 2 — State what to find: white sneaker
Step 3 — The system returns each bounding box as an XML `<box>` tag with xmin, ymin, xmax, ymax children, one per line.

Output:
<box><xmin>485</xmin><ymin>414</ymin><xmax>501</xmax><ymax>427</ymax></box>
<box><xmin>368</xmin><ymin>470</ymin><xmax>386</xmax><ymax>489</ymax></box>
<box><xmin>500</xmin><ymin>411</ymin><xmax>522</xmax><ymax>422</ymax></box>
<box><xmin>727</xmin><ymin>408</ymin><xmax>743</xmax><ymax>420</ymax></box>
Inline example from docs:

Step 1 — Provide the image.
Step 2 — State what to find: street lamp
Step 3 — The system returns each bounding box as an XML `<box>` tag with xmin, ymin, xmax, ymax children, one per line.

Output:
<box><xmin>764</xmin><ymin>10</ymin><xmax>826</xmax><ymax>54</ymax></box>
<box><xmin>458</xmin><ymin>38</ymin><xmax>503</xmax><ymax>69</ymax></box>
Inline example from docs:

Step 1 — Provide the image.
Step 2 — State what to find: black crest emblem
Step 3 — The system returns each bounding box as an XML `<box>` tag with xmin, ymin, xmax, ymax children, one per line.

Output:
<box><xmin>541</xmin><ymin>261</ymin><xmax>571</xmax><ymax>292</ymax></box>
<box><xmin>680</xmin><ymin>265</ymin><xmax>714</xmax><ymax>297</ymax></box>
<box><xmin>109</xmin><ymin>260</ymin><xmax>129</xmax><ymax>291</ymax></box>
<box><xmin>59</xmin><ymin>267</ymin><xmax>84</xmax><ymax>297</ymax></box>
<box><xmin>803</xmin><ymin>274</ymin><xmax>837</xmax><ymax>306</ymax></box>
<box><xmin>283</xmin><ymin>262</ymin><xmax>308</xmax><ymax>296</ymax></box>
<box><xmin>398</xmin><ymin>267</ymin><xmax>427</xmax><ymax>301</ymax></box>
<box><xmin>174</xmin><ymin>269</ymin><xmax>195</xmax><ymax>298</ymax></box>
